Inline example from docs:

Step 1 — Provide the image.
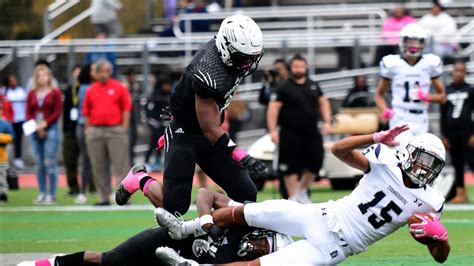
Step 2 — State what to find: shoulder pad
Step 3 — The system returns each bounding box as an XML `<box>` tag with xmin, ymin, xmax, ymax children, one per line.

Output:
<box><xmin>381</xmin><ymin>54</ymin><xmax>402</xmax><ymax>69</ymax></box>
<box><xmin>191</xmin><ymin>44</ymin><xmax>238</xmax><ymax>94</ymax></box>
<box><xmin>362</xmin><ymin>144</ymin><xmax>399</xmax><ymax>165</ymax></box>
<box><xmin>423</xmin><ymin>53</ymin><xmax>442</xmax><ymax>67</ymax></box>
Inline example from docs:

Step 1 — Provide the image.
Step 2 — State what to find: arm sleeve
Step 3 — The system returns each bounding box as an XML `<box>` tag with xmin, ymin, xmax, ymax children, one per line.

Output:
<box><xmin>430</xmin><ymin>57</ymin><xmax>443</xmax><ymax>79</ymax></box>
<box><xmin>379</xmin><ymin>58</ymin><xmax>392</xmax><ymax>80</ymax></box>
<box><xmin>191</xmin><ymin>79</ymin><xmax>215</xmax><ymax>99</ymax></box>
<box><xmin>274</xmin><ymin>84</ymin><xmax>286</xmax><ymax>102</ymax></box>
<box><xmin>45</xmin><ymin>89</ymin><xmax>63</xmax><ymax>126</ymax></box>
<box><xmin>316</xmin><ymin>83</ymin><xmax>324</xmax><ymax>97</ymax></box>
<box><xmin>25</xmin><ymin>92</ymin><xmax>34</xmax><ymax>121</ymax></box>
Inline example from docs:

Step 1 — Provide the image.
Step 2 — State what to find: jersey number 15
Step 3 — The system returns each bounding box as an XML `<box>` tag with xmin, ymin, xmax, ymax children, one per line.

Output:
<box><xmin>358</xmin><ymin>191</ymin><xmax>403</xmax><ymax>229</ymax></box>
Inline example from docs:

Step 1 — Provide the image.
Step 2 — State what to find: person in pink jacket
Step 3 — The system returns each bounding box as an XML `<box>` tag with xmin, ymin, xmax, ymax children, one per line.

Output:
<box><xmin>373</xmin><ymin>5</ymin><xmax>416</xmax><ymax>66</ymax></box>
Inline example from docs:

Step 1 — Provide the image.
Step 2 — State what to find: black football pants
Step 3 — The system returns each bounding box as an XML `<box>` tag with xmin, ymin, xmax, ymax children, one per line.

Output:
<box><xmin>162</xmin><ymin>121</ymin><xmax>257</xmax><ymax>214</ymax></box>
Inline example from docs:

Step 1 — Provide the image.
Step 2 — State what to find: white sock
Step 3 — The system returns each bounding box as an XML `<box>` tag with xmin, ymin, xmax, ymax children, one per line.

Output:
<box><xmin>183</xmin><ymin>218</ymin><xmax>201</xmax><ymax>235</ymax></box>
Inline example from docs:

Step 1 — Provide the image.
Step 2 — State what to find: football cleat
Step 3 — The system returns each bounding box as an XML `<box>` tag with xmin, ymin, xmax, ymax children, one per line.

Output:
<box><xmin>155</xmin><ymin>247</ymin><xmax>198</xmax><ymax>266</ymax></box>
<box><xmin>115</xmin><ymin>163</ymin><xmax>148</xmax><ymax>206</ymax></box>
<box><xmin>154</xmin><ymin>208</ymin><xmax>187</xmax><ymax>240</ymax></box>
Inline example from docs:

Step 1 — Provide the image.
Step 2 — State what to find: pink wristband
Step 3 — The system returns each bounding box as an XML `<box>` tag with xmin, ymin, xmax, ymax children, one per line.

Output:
<box><xmin>143</xmin><ymin>178</ymin><xmax>155</xmax><ymax>197</ymax></box>
<box><xmin>231</xmin><ymin>147</ymin><xmax>248</xmax><ymax>162</ymax></box>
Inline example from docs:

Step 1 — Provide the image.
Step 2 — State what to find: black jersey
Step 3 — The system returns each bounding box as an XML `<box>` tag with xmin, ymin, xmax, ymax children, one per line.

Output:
<box><xmin>102</xmin><ymin>225</ymin><xmax>254</xmax><ymax>266</ymax></box>
<box><xmin>170</xmin><ymin>39</ymin><xmax>244</xmax><ymax>133</ymax></box>
<box><xmin>273</xmin><ymin>78</ymin><xmax>324</xmax><ymax>135</ymax></box>
<box><xmin>440</xmin><ymin>82</ymin><xmax>474</xmax><ymax>136</ymax></box>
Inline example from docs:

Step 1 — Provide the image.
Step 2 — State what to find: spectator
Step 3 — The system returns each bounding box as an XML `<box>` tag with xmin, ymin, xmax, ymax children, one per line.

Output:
<box><xmin>75</xmin><ymin>63</ymin><xmax>97</xmax><ymax>204</ymax></box>
<box><xmin>83</xmin><ymin>60</ymin><xmax>131</xmax><ymax>206</ymax></box>
<box><xmin>26</xmin><ymin>59</ymin><xmax>59</xmax><ymax>91</ymax></box>
<box><xmin>145</xmin><ymin>75</ymin><xmax>171</xmax><ymax>171</ymax></box>
<box><xmin>267</xmin><ymin>54</ymin><xmax>331</xmax><ymax>203</ymax></box>
<box><xmin>26</xmin><ymin>65</ymin><xmax>62</xmax><ymax>205</ymax></box>
<box><xmin>83</xmin><ymin>32</ymin><xmax>117</xmax><ymax>76</ymax></box>
<box><xmin>419</xmin><ymin>0</ymin><xmax>457</xmax><ymax>60</ymax></box>
<box><xmin>2</xmin><ymin>73</ymin><xmax>27</xmax><ymax>169</ymax></box>
<box><xmin>62</xmin><ymin>65</ymin><xmax>82</xmax><ymax>197</ymax></box>
<box><xmin>160</xmin><ymin>0</ymin><xmax>211</xmax><ymax>37</ymax></box>
<box><xmin>373</xmin><ymin>4</ymin><xmax>416</xmax><ymax>66</ymax></box>
<box><xmin>123</xmin><ymin>68</ymin><xmax>143</xmax><ymax>166</ymax></box>
<box><xmin>440</xmin><ymin>61</ymin><xmax>473</xmax><ymax>204</ymax></box>
<box><xmin>90</xmin><ymin>0</ymin><xmax>123</xmax><ymax>38</ymax></box>
<box><xmin>342</xmin><ymin>75</ymin><xmax>374</xmax><ymax>108</ymax></box>
<box><xmin>0</xmin><ymin>100</ymin><xmax>14</xmax><ymax>203</ymax></box>
<box><xmin>259</xmin><ymin>59</ymin><xmax>289</xmax><ymax>106</ymax></box>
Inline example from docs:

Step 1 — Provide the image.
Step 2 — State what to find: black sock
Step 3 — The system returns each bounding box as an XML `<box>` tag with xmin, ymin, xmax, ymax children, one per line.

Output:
<box><xmin>55</xmin><ymin>251</ymin><xmax>85</xmax><ymax>266</ymax></box>
<box><xmin>139</xmin><ymin>176</ymin><xmax>153</xmax><ymax>191</ymax></box>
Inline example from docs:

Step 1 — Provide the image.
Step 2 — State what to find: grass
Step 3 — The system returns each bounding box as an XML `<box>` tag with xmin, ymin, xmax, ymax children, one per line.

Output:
<box><xmin>1</xmin><ymin>185</ymin><xmax>473</xmax><ymax>265</ymax></box>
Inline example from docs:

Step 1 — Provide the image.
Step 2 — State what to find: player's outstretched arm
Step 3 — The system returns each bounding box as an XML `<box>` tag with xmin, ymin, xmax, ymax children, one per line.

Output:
<box><xmin>332</xmin><ymin>125</ymin><xmax>409</xmax><ymax>172</ymax></box>
<box><xmin>374</xmin><ymin>78</ymin><xmax>390</xmax><ymax>111</ymax></box>
<box><xmin>331</xmin><ymin>134</ymin><xmax>372</xmax><ymax>173</ymax></box>
<box><xmin>429</xmin><ymin>78</ymin><xmax>447</xmax><ymax>104</ymax></box>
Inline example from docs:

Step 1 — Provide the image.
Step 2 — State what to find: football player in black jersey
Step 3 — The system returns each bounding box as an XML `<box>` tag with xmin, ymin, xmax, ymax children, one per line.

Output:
<box><xmin>115</xmin><ymin>15</ymin><xmax>268</xmax><ymax>215</ymax></box>
<box><xmin>22</xmin><ymin>189</ymin><xmax>292</xmax><ymax>266</ymax></box>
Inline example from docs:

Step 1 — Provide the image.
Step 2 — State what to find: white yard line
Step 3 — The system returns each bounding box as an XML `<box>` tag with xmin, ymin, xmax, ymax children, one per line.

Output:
<box><xmin>0</xmin><ymin>204</ymin><xmax>197</xmax><ymax>212</ymax></box>
<box><xmin>0</xmin><ymin>203</ymin><xmax>473</xmax><ymax>213</ymax></box>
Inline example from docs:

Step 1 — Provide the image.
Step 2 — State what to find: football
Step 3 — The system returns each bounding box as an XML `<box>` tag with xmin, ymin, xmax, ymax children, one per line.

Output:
<box><xmin>407</xmin><ymin>214</ymin><xmax>437</xmax><ymax>246</ymax></box>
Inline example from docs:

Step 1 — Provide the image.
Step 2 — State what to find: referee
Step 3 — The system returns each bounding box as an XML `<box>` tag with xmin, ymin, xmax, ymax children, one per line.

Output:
<box><xmin>267</xmin><ymin>54</ymin><xmax>331</xmax><ymax>203</ymax></box>
<box><xmin>440</xmin><ymin>61</ymin><xmax>473</xmax><ymax>204</ymax></box>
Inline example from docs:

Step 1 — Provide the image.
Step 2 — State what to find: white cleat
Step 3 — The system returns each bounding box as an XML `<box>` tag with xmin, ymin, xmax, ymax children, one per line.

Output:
<box><xmin>155</xmin><ymin>247</ymin><xmax>198</xmax><ymax>266</ymax></box>
<box><xmin>154</xmin><ymin>208</ymin><xmax>187</xmax><ymax>240</ymax></box>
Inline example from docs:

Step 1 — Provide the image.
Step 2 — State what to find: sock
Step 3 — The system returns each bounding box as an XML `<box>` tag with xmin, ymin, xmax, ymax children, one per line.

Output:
<box><xmin>183</xmin><ymin>218</ymin><xmax>202</xmax><ymax>235</ymax></box>
<box><xmin>55</xmin><ymin>251</ymin><xmax>85</xmax><ymax>266</ymax></box>
<box><xmin>139</xmin><ymin>176</ymin><xmax>153</xmax><ymax>192</ymax></box>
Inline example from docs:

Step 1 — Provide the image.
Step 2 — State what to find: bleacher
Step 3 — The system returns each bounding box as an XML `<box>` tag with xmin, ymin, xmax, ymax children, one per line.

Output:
<box><xmin>0</xmin><ymin>0</ymin><xmax>473</xmax><ymax>141</ymax></box>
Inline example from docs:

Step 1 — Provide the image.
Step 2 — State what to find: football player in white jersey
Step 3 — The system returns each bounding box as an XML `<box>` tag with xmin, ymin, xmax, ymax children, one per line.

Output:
<box><xmin>374</xmin><ymin>23</ymin><xmax>446</xmax><ymax>148</ymax></box>
<box><xmin>189</xmin><ymin>125</ymin><xmax>451</xmax><ymax>265</ymax></box>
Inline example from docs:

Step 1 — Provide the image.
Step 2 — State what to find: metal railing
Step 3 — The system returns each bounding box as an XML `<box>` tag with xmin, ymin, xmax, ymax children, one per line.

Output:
<box><xmin>43</xmin><ymin>0</ymin><xmax>82</xmax><ymax>36</ymax></box>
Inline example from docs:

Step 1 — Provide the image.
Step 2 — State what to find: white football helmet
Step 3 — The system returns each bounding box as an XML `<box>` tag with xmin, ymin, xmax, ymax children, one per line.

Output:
<box><xmin>399</xmin><ymin>23</ymin><xmax>426</xmax><ymax>58</ymax></box>
<box><xmin>399</xmin><ymin>133</ymin><xmax>446</xmax><ymax>187</ymax></box>
<box><xmin>237</xmin><ymin>229</ymin><xmax>292</xmax><ymax>259</ymax></box>
<box><xmin>215</xmin><ymin>15</ymin><xmax>264</xmax><ymax>75</ymax></box>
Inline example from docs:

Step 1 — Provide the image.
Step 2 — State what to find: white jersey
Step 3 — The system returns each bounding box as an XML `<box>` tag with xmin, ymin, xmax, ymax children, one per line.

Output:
<box><xmin>380</xmin><ymin>54</ymin><xmax>443</xmax><ymax>111</ymax></box>
<box><xmin>332</xmin><ymin>143</ymin><xmax>445</xmax><ymax>254</ymax></box>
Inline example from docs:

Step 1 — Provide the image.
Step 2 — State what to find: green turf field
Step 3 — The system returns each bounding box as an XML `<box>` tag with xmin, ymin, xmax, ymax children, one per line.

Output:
<box><xmin>1</xmin><ymin>186</ymin><xmax>473</xmax><ymax>265</ymax></box>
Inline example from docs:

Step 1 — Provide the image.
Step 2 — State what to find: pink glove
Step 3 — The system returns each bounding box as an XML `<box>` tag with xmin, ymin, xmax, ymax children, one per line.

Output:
<box><xmin>156</xmin><ymin>135</ymin><xmax>165</xmax><ymax>151</ymax></box>
<box><xmin>380</xmin><ymin>108</ymin><xmax>395</xmax><ymax>120</ymax></box>
<box><xmin>409</xmin><ymin>213</ymin><xmax>448</xmax><ymax>241</ymax></box>
<box><xmin>416</xmin><ymin>85</ymin><xmax>429</xmax><ymax>104</ymax></box>
<box><xmin>373</xmin><ymin>124</ymin><xmax>409</xmax><ymax>147</ymax></box>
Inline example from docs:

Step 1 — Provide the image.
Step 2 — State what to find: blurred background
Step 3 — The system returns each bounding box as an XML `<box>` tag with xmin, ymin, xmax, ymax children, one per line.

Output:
<box><xmin>0</xmin><ymin>0</ymin><xmax>473</xmax><ymax>200</ymax></box>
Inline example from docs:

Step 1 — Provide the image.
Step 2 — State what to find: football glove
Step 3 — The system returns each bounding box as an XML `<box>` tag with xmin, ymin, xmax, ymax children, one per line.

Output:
<box><xmin>241</xmin><ymin>155</ymin><xmax>268</xmax><ymax>180</ymax></box>
<box><xmin>409</xmin><ymin>213</ymin><xmax>448</xmax><ymax>241</ymax></box>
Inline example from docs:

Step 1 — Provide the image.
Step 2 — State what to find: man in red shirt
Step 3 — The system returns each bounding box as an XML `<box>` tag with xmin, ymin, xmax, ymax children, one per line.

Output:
<box><xmin>83</xmin><ymin>59</ymin><xmax>132</xmax><ymax>205</ymax></box>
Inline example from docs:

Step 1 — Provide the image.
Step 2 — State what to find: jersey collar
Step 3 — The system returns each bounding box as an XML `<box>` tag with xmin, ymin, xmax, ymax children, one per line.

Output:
<box><xmin>400</xmin><ymin>54</ymin><xmax>423</xmax><ymax>67</ymax></box>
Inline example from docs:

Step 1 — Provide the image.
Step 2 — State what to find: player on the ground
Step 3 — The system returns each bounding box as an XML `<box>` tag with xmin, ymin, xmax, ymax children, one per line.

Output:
<box><xmin>19</xmin><ymin>189</ymin><xmax>292</xmax><ymax>266</ymax></box>
<box><xmin>374</xmin><ymin>23</ymin><xmax>446</xmax><ymax>147</ymax></box>
<box><xmin>115</xmin><ymin>14</ymin><xmax>267</xmax><ymax>215</ymax></box>
<box><xmin>158</xmin><ymin>125</ymin><xmax>451</xmax><ymax>265</ymax></box>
